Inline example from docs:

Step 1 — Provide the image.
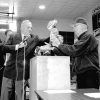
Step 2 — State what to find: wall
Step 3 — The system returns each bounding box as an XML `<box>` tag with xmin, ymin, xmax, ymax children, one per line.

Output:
<box><xmin>82</xmin><ymin>3</ymin><xmax>100</xmax><ymax>34</ymax></box>
<box><xmin>0</xmin><ymin>17</ymin><xmax>74</xmax><ymax>42</ymax></box>
<box><xmin>83</xmin><ymin>10</ymin><xmax>93</xmax><ymax>34</ymax></box>
<box><xmin>17</xmin><ymin>18</ymin><xmax>73</xmax><ymax>38</ymax></box>
<box><xmin>0</xmin><ymin>19</ymin><xmax>17</xmax><ymax>42</ymax></box>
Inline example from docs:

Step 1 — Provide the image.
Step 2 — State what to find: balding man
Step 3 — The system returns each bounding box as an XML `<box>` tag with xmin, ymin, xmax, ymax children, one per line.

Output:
<box><xmin>0</xmin><ymin>20</ymin><xmax>49</xmax><ymax>100</ymax></box>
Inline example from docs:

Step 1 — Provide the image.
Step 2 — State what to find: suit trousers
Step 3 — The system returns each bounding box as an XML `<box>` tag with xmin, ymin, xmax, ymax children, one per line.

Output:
<box><xmin>77</xmin><ymin>70</ymin><xmax>99</xmax><ymax>89</ymax></box>
<box><xmin>0</xmin><ymin>66</ymin><xmax>5</xmax><ymax>96</ymax></box>
<box><xmin>0</xmin><ymin>77</ymin><xmax>24</xmax><ymax>100</ymax></box>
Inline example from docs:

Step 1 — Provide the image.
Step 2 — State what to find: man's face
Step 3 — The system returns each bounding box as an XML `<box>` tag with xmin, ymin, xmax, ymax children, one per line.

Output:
<box><xmin>21</xmin><ymin>21</ymin><xmax>32</xmax><ymax>36</ymax></box>
<box><xmin>73</xmin><ymin>23</ymin><xmax>82</xmax><ymax>33</ymax></box>
<box><xmin>72</xmin><ymin>23</ymin><xmax>87</xmax><ymax>37</ymax></box>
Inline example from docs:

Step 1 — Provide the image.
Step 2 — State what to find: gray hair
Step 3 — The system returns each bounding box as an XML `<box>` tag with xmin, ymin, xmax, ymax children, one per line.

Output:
<box><xmin>21</xmin><ymin>20</ymin><xmax>32</xmax><ymax>30</ymax></box>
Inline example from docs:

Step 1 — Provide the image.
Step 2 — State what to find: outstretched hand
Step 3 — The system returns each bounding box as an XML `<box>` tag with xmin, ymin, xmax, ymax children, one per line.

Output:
<box><xmin>39</xmin><ymin>43</ymin><xmax>53</xmax><ymax>51</ymax></box>
<box><xmin>18</xmin><ymin>41</ymin><xmax>27</xmax><ymax>49</ymax></box>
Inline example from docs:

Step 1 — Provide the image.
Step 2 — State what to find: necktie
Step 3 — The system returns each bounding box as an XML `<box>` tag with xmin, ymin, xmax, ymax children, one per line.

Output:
<box><xmin>23</xmin><ymin>35</ymin><xmax>29</xmax><ymax>42</ymax></box>
<box><xmin>23</xmin><ymin>36</ymin><xmax>27</xmax><ymax>41</ymax></box>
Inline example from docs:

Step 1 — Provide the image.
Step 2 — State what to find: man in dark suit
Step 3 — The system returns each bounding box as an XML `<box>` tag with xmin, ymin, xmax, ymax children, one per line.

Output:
<box><xmin>1</xmin><ymin>20</ymin><xmax>49</xmax><ymax>100</ymax></box>
<box><xmin>0</xmin><ymin>30</ymin><xmax>13</xmax><ymax>96</ymax></box>
<box><xmin>0</xmin><ymin>37</ymin><xmax>26</xmax><ymax>97</ymax></box>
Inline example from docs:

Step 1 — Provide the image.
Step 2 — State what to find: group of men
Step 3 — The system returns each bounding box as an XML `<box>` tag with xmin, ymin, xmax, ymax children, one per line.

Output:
<box><xmin>0</xmin><ymin>17</ymin><xmax>99</xmax><ymax>100</ymax></box>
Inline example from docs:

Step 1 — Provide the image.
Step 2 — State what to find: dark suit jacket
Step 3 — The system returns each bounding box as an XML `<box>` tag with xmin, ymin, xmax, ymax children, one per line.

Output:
<box><xmin>0</xmin><ymin>42</ymin><xmax>16</xmax><ymax>74</ymax></box>
<box><xmin>0</xmin><ymin>40</ymin><xmax>5</xmax><ymax>70</ymax></box>
<box><xmin>53</xmin><ymin>32</ymin><xmax>99</xmax><ymax>74</ymax></box>
<box><xmin>4</xmin><ymin>33</ymin><xmax>49</xmax><ymax>80</ymax></box>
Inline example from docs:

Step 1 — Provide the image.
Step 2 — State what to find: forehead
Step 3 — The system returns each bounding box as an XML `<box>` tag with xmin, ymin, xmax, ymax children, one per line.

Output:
<box><xmin>73</xmin><ymin>23</ymin><xmax>85</xmax><ymax>28</ymax></box>
<box><xmin>21</xmin><ymin>20</ymin><xmax>32</xmax><ymax>28</ymax></box>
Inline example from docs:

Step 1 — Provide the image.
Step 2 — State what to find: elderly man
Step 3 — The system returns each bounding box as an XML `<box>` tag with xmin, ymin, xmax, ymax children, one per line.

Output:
<box><xmin>40</xmin><ymin>17</ymin><xmax>100</xmax><ymax>89</ymax></box>
<box><xmin>54</xmin><ymin>18</ymin><xmax>99</xmax><ymax>89</ymax></box>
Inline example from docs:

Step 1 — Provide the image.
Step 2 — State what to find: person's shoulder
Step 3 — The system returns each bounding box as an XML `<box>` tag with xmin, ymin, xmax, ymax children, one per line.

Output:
<box><xmin>30</xmin><ymin>34</ymin><xmax>39</xmax><ymax>42</ymax></box>
<box><xmin>87</xmin><ymin>33</ymin><xmax>95</xmax><ymax>38</ymax></box>
<box><xmin>85</xmin><ymin>32</ymin><xmax>94</xmax><ymax>38</ymax></box>
<box><xmin>8</xmin><ymin>32</ymin><xmax>16</xmax><ymax>38</ymax></box>
<box><xmin>31</xmin><ymin>34</ymin><xmax>39</xmax><ymax>39</ymax></box>
<box><xmin>13</xmin><ymin>32</ymin><xmax>22</xmax><ymax>38</ymax></box>
<box><xmin>87</xmin><ymin>33</ymin><xmax>94</xmax><ymax>36</ymax></box>
<box><xmin>85</xmin><ymin>33</ymin><xmax>97</xmax><ymax>42</ymax></box>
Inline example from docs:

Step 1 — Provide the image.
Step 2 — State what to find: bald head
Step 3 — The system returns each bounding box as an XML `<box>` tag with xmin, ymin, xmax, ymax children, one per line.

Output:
<box><xmin>21</xmin><ymin>20</ymin><xmax>32</xmax><ymax>36</ymax></box>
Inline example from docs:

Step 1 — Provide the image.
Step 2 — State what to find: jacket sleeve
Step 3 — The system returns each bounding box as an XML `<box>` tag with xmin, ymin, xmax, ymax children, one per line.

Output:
<box><xmin>52</xmin><ymin>46</ymin><xmax>67</xmax><ymax>56</ymax></box>
<box><xmin>2</xmin><ymin>44</ymin><xmax>16</xmax><ymax>53</ymax></box>
<box><xmin>26</xmin><ymin>36</ymin><xmax>49</xmax><ymax>58</ymax></box>
<box><xmin>2</xmin><ymin>34</ymin><xmax>16</xmax><ymax>53</ymax></box>
<box><xmin>38</xmin><ymin>37</ymin><xmax>50</xmax><ymax>46</ymax></box>
<box><xmin>25</xmin><ymin>36</ymin><xmax>40</xmax><ymax>58</ymax></box>
<box><xmin>53</xmin><ymin>34</ymin><xmax>97</xmax><ymax>57</ymax></box>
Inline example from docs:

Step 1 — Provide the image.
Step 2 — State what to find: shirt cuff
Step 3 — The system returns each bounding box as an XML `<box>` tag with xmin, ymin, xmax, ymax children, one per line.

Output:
<box><xmin>15</xmin><ymin>44</ymin><xmax>19</xmax><ymax>50</ymax></box>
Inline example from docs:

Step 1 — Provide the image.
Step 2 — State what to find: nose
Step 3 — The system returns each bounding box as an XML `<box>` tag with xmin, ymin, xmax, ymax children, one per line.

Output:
<box><xmin>29</xmin><ymin>27</ymin><xmax>32</xmax><ymax>30</ymax></box>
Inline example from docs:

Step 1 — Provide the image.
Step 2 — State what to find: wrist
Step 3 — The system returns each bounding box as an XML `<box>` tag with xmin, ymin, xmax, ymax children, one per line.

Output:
<box><xmin>15</xmin><ymin>44</ymin><xmax>19</xmax><ymax>50</ymax></box>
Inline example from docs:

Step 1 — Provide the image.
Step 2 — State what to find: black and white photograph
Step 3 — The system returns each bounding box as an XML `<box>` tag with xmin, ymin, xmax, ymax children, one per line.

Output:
<box><xmin>0</xmin><ymin>0</ymin><xmax>99</xmax><ymax>100</ymax></box>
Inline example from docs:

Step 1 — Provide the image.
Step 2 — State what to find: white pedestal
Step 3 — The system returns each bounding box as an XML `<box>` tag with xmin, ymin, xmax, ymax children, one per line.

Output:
<box><xmin>30</xmin><ymin>56</ymin><xmax>70</xmax><ymax>100</ymax></box>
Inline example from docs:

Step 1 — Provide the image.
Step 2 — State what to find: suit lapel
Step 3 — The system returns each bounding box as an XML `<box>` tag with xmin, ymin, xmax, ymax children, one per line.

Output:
<box><xmin>25</xmin><ymin>35</ymin><xmax>39</xmax><ymax>57</ymax></box>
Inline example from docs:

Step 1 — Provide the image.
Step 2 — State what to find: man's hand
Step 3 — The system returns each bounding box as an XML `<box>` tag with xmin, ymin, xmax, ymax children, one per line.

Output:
<box><xmin>39</xmin><ymin>43</ymin><xmax>53</xmax><ymax>51</ymax></box>
<box><xmin>19</xmin><ymin>42</ymin><xmax>27</xmax><ymax>48</ymax></box>
<box><xmin>50</xmin><ymin>34</ymin><xmax>63</xmax><ymax>47</ymax></box>
<box><xmin>16</xmin><ymin>42</ymin><xmax>27</xmax><ymax>50</ymax></box>
<box><xmin>51</xmin><ymin>37</ymin><xmax>61</xmax><ymax>47</ymax></box>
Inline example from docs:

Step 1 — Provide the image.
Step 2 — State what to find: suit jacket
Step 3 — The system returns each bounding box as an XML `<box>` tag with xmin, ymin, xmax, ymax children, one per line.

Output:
<box><xmin>0</xmin><ymin>42</ymin><xmax>16</xmax><ymax>71</ymax></box>
<box><xmin>4</xmin><ymin>33</ymin><xmax>49</xmax><ymax>80</ymax></box>
<box><xmin>0</xmin><ymin>40</ymin><xmax>5</xmax><ymax>70</ymax></box>
<box><xmin>53</xmin><ymin>32</ymin><xmax>99</xmax><ymax>74</ymax></box>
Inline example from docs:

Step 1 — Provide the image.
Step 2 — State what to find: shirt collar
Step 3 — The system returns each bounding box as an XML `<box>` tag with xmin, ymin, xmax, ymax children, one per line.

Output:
<box><xmin>21</xmin><ymin>34</ymin><xmax>25</xmax><ymax>40</ymax></box>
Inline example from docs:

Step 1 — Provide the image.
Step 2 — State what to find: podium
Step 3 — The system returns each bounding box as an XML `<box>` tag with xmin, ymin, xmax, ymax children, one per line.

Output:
<box><xmin>30</xmin><ymin>56</ymin><xmax>70</xmax><ymax>100</ymax></box>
